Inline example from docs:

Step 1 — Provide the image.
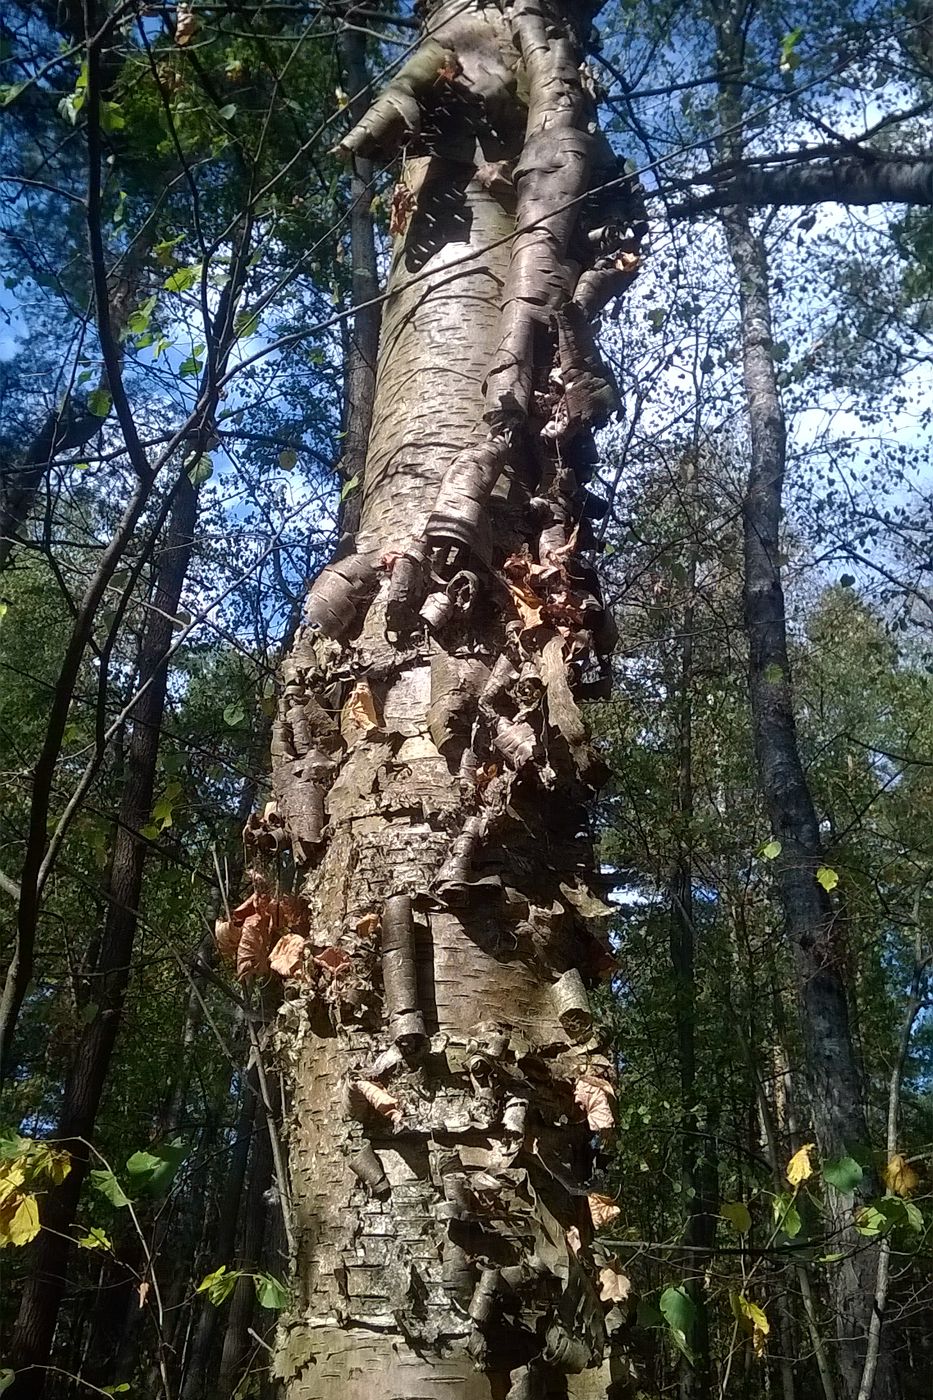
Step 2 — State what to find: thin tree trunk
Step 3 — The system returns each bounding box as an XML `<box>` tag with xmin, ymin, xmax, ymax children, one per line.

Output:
<box><xmin>6</xmin><ymin>473</ymin><xmax>199</xmax><ymax>1400</ymax></box>
<box><xmin>215</xmin><ymin>1100</ymin><xmax>273</xmax><ymax>1400</ymax></box>
<box><xmin>670</xmin><ymin>452</ymin><xmax>712</xmax><ymax>1400</ymax></box>
<box><xmin>336</xmin><ymin>16</ymin><xmax>380</xmax><ymax>534</ymax></box>
<box><xmin>179</xmin><ymin>1064</ymin><xmax>260</xmax><ymax>1400</ymax></box>
<box><xmin>262</xmin><ymin>3</ymin><xmax>645</xmax><ymax>1396</ymax></box>
<box><xmin>721</xmin><ymin>202</ymin><xmax>895</xmax><ymax>1400</ymax></box>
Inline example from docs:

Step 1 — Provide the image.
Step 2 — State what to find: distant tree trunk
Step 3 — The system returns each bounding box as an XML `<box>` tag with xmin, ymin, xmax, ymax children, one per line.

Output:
<box><xmin>670</xmin><ymin>452</ymin><xmax>713</xmax><ymax>1400</ymax></box>
<box><xmin>255</xmin><ymin>3</ymin><xmax>645</xmax><ymax>1396</ymax></box>
<box><xmin>336</xmin><ymin>17</ymin><xmax>380</xmax><ymax>536</ymax></box>
<box><xmin>0</xmin><ymin>239</ymin><xmax>151</xmax><ymax>572</ymax></box>
<box><xmin>215</xmin><ymin>1100</ymin><xmax>273</xmax><ymax>1399</ymax></box>
<box><xmin>181</xmin><ymin>1065</ymin><xmax>260</xmax><ymax>1400</ymax></box>
<box><xmin>722</xmin><ymin>202</ymin><xmax>896</xmax><ymax>1400</ymax></box>
<box><xmin>6</xmin><ymin>473</ymin><xmax>199</xmax><ymax>1400</ymax></box>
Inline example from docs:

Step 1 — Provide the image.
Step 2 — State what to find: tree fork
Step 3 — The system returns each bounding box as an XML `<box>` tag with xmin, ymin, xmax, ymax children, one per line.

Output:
<box><xmin>231</xmin><ymin>2</ymin><xmax>646</xmax><ymax>1395</ymax></box>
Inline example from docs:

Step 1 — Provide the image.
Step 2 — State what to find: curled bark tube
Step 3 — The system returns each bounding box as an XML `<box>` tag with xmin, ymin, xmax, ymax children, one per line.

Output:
<box><xmin>441</xmin><ymin>1234</ymin><xmax>475</xmax><ymax>1307</ymax></box>
<box><xmin>552</xmin><ymin>968</ymin><xmax>593</xmax><ymax>1041</ymax></box>
<box><xmin>433</xmin><ymin>815</ymin><xmax>482</xmax><ymax>903</ymax></box>
<box><xmin>428</xmin><ymin>653</ymin><xmax>489</xmax><ymax>758</ymax></box>
<box><xmin>334</xmin><ymin>39</ymin><xmax>457</xmax><ymax>160</ymax></box>
<box><xmin>468</xmin><ymin>1267</ymin><xmax>501</xmax><ymax>1323</ymax></box>
<box><xmin>304</xmin><ymin>554</ymin><xmax>378</xmax><ymax>639</ymax></box>
<box><xmin>544</xmin><ymin>1323</ymin><xmax>589</xmax><ymax>1373</ymax></box>
<box><xmin>425</xmin><ymin>436</ymin><xmax>509</xmax><ymax>558</ymax></box>
<box><xmin>381</xmin><ymin>894</ymin><xmax>426</xmax><ymax>1049</ymax></box>
<box><xmin>420</xmin><ymin>590</ymin><xmax>453</xmax><ymax>631</ymax></box>
<box><xmin>271</xmin><ymin>760</ymin><xmax>326</xmax><ymax>850</ymax></box>
<box><xmin>551</xmin><ymin>302</ymin><xmax>619</xmax><ymax>431</ymax></box>
<box><xmin>386</xmin><ymin>537</ymin><xmax>428</xmax><ymax>633</ymax></box>
<box><xmin>493</xmin><ymin>715</ymin><xmax>538</xmax><ymax>769</ymax></box>
<box><xmin>349</xmin><ymin>1144</ymin><xmax>391</xmax><ymax>1198</ymax></box>
<box><xmin>502</xmin><ymin>1096</ymin><xmax>527</xmax><ymax>1137</ymax></box>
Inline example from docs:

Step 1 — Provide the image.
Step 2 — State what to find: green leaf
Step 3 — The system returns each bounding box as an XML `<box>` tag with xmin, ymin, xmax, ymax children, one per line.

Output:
<box><xmin>855</xmin><ymin>1205</ymin><xmax>887</xmax><ymax>1238</ymax></box>
<box><xmin>720</xmin><ymin>1201</ymin><xmax>751</xmax><ymax>1234</ymax></box>
<box><xmin>223</xmin><ymin>702</ymin><xmax>246</xmax><ymax>727</ymax></box>
<box><xmin>79</xmin><ymin>1002</ymin><xmax>99</xmax><ymax>1026</ymax></box>
<box><xmin>87</xmin><ymin>388</ymin><xmax>112</xmax><ymax>418</ymax></box>
<box><xmin>77</xmin><ymin>1226</ymin><xmax>113</xmax><ymax>1250</ymax></box>
<box><xmin>0</xmin><ymin>83</ymin><xmax>27</xmax><ymax>107</ymax></box>
<box><xmin>772</xmin><ymin>1194</ymin><xmax>802</xmax><ymax>1239</ymax></box>
<box><xmin>217</xmin><ymin>102</ymin><xmax>237</xmax><ymax>120</ymax></box>
<box><xmin>197</xmin><ymin>1264</ymin><xmax>238</xmax><ymax>1305</ymax></box>
<box><xmin>278</xmin><ymin>448</ymin><xmax>298</xmax><ymax>471</ymax></box>
<box><xmin>178</xmin><ymin>355</ymin><xmax>203</xmax><ymax>377</ymax></box>
<box><xmin>253</xmin><ymin>1272</ymin><xmax>289</xmax><ymax>1309</ymax></box>
<box><xmin>89</xmin><ymin>1168</ymin><xmax>131</xmax><ymax>1209</ymax></box>
<box><xmin>101</xmin><ymin>101</ymin><xmax>125</xmax><ymax>131</ymax></box>
<box><xmin>816</xmin><ymin>865</ymin><xmax>838</xmax><ymax>892</ymax></box>
<box><xmin>126</xmin><ymin>1139</ymin><xmax>186</xmax><ymax>1195</ymax></box>
<box><xmin>102</xmin><ymin>1384</ymin><xmax>130</xmax><ymax>1394</ymax></box>
<box><xmin>903</xmin><ymin>1200</ymin><xmax>924</xmax><ymax>1233</ymax></box>
<box><xmin>163</xmin><ymin>263</ymin><xmax>201</xmax><ymax>293</ymax></box>
<box><xmin>758</xmin><ymin>839</ymin><xmax>782</xmax><ymax>860</ymax></box>
<box><xmin>339</xmin><ymin>473</ymin><xmax>360</xmax><ymax>502</ymax></box>
<box><xmin>839</xmin><ymin>574</ymin><xmax>856</xmax><ymax>588</ymax></box>
<box><xmin>0</xmin><ymin>1370</ymin><xmax>14</xmax><ymax>1394</ymax></box>
<box><xmin>779</xmin><ymin>26</ymin><xmax>804</xmax><ymax>71</ymax></box>
<box><xmin>763</xmin><ymin>663</ymin><xmax>784</xmax><ymax>684</ymax></box>
<box><xmin>127</xmin><ymin>295</ymin><xmax>158</xmax><ymax>336</ymax></box>
<box><xmin>234</xmin><ymin>309</ymin><xmax>259</xmax><ymax>339</ymax></box>
<box><xmin>187</xmin><ymin>454</ymin><xmax>213</xmax><ymax>486</ymax></box>
<box><xmin>659</xmin><ymin>1285</ymin><xmax>695</xmax><ymax>1361</ymax></box>
<box><xmin>647</xmin><ymin>307</ymin><xmax>665</xmax><ymax>331</ymax></box>
<box><xmin>822</xmin><ymin>1156</ymin><xmax>863</xmax><ymax>1192</ymax></box>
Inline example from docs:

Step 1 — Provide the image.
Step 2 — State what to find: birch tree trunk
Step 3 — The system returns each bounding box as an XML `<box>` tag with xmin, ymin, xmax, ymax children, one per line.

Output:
<box><xmin>234</xmin><ymin>4</ymin><xmax>646</xmax><ymax>1396</ymax></box>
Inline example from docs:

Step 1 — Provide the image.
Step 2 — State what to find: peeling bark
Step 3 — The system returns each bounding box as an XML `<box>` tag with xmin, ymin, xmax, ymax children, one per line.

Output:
<box><xmin>259</xmin><ymin>3</ymin><xmax>641</xmax><ymax>1395</ymax></box>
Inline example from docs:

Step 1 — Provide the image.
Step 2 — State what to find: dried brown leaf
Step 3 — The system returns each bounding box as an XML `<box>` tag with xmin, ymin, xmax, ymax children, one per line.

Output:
<box><xmin>344</xmin><ymin>681</ymin><xmax>379</xmax><ymax>732</ymax></box>
<box><xmin>236</xmin><ymin>910</ymin><xmax>272</xmax><ymax>980</ymax></box>
<box><xmin>313</xmin><ymin>946</ymin><xmax>351</xmax><ymax>976</ymax></box>
<box><xmin>174</xmin><ymin>5</ymin><xmax>199</xmax><ymax>44</ymax></box>
<box><xmin>566</xmin><ymin>1225</ymin><xmax>582</xmax><ymax>1254</ymax></box>
<box><xmin>213</xmin><ymin>918</ymin><xmax>239</xmax><ymax>961</ymax></box>
<box><xmin>353</xmin><ymin>1079</ymin><xmax>402</xmax><ymax>1128</ymax></box>
<box><xmin>575</xmin><ymin>1076</ymin><xmax>616</xmax><ymax>1133</ymax></box>
<box><xmin>588</xmin><ymin>1192</ymin><xmax>621</xmax><ymax>1229</ymax></box>
<box><xmin>598</xmin><ymin>1259</ymin><xmax>632</xmax><ymax>1303</ymax></box>
<box><xmin>505</xmin><ymin>580</ymin><xmax>544</xmax><ymax>630</ymax></box>
<box><xmin>137</xmin><ymin>1280</ymin><xmax>150</xmax><ymax>1310</ymax></box>
<box><xmin>355</xmin><ymin>912</ymin><xmax>380</xmax><ymax>939</ymax></box>
<box><xmin>269</xmin><ymin>934</ymin><xmax>307</xmax><ymax>978</ymax></box>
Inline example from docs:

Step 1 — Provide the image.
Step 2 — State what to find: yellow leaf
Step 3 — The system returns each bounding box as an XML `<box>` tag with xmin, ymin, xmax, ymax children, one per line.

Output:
<box><xmin>786</xmin><ymin>1142</ymin><xmax>816</xmax><ymax>1187</ymax></box>
<box><xmin>0</xmin><ymin>1162</ymin><xmax>26</xmax><ymax>1206</ymax></box>
<box><xmin>731</xmin><ymin>1292</ymin><xmax>769</xmax><ymax>1358</ymax></box>
<box><xmin>883</xmin><ymin>1153</ymin><xmax>919</xmax><ymax>1197</ymax></box>
<box><xmin>7</xmin><ymin>1193</ymin><xmax>40</xmax><ymax>1246</ymax></box>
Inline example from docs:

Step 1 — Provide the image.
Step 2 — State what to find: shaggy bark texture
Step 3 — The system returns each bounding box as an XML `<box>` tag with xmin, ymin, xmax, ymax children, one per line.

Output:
<box><xmin>216</xmin><ymin>2</ymin><xmax>646</xmax><ymax>1396</ymax></box>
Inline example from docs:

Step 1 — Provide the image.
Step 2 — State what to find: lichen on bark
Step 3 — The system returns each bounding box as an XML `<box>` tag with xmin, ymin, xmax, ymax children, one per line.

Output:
<box><xmin>227</xmin><ymin>3</ymin><xmax>646</xmax><ymax>1395</ymax></box>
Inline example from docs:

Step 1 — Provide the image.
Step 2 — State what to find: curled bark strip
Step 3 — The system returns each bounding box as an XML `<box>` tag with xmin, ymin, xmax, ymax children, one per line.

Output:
<box><xmin>349</xmin><ymin>1078</ymin><xmax>403</xmax><ymax>1129</ymax></box>
<box><xmin>349</xmin><ymin>1144</ymin><xmax>391</xmax><ymax>1198</ymax></box>
<box><xmin>492</xmin><ymin>715</ymin><xmax>538</xmax><ymax>770</ymax></box>
<box><xmin>433</xmin><ymin>814</ymin><xmax>488</xmax><ymax>904</ymax></box>
<box><xmin>428</xmin><ymin>652</ymin><xmax>489</xmax><ymax>758</ymax></box>
<box><xmin>271</xmin><ymin>759</ymin><xmax>326</xmax><ymax>850</ymax></box>
<box><xmin>385</xmin><ymin>536</ymin><xmax>429</xmax><ymax>634</ymax></box>
<box><xmin>334</xmin><ymin>40</ymin><xmax>458</xmax><ymax>160</ymax></box>
<box><xmin>540</xmin><ymin>635</ymin><xmax>586</xmax><ymax>748</ymax></box>
<box><xmin>552</xmin><ymin>968</ymin><xmax>592</xmax><ymax>1041</ymax></box>
<box><xmin>441</xmin><ymin>1235</ymin><xmax>475</xmax><ymax>1307</ymax></box>
<box><xmin>425</xmin><ymin>435</ymin><xmax>509</xmax><ymax>558</ymax></box>
<box><xmin>304</xmin><ymin>553</ymin><xmax>378</xmax><ymax>639</ymax></box>
<box><xmin>467</xmin><ymin>1266</ymin><xmax>500</xmax><ymax>1323</ymax></box>
<box><xmin>381</xmin><ymin>894</ymin><xmax>426</xmax><ymax>1049</ymax></box>
<box><xmin>572</xmin><ymin>252</ymin><xmax>641</xmax><ymax>320</ymax></box>
<box><xmin>548</xmin><ymin>302</ymin><xmax>619</xmax><ymax>433</ymax></box>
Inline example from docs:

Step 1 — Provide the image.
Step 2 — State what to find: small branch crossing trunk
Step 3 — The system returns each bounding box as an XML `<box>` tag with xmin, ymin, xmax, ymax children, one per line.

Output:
<box><xmin>230</xmin><ymin>3</ymin><xmax>646</xmax><ymax>1396</ymax></box>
